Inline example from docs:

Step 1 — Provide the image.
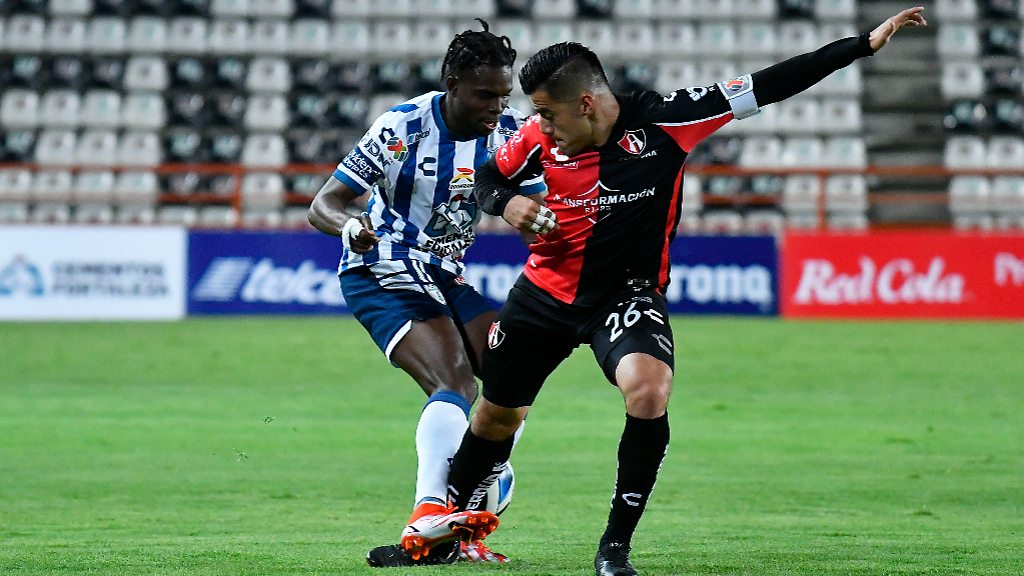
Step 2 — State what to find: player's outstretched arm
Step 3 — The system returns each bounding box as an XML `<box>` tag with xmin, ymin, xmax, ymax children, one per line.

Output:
<box><xmin>748</xmin><ymin>6</ymin><xmax>926</xmax><ymax>108</ymax></box>
<box><xmin>308</xmin><ymin>177</ymin><xmax>378</xmax><ymax>253</ymax></box>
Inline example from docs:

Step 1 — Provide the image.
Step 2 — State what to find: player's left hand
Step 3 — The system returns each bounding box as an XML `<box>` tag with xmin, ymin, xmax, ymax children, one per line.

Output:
<box><xmin>869</xmin><ymin>6</ymin><xmax>927</xmax><ymax>52</ymax></box>
<box><xmin>502</xmin><ymin>195</ymin><xmax>559</xmax><ymax>235</ymax></box>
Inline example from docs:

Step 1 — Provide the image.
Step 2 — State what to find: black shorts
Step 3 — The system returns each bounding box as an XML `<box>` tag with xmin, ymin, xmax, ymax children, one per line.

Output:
<box><xmin>482</xmin><ymin>274</ymin><xmax>675</xmax><ymax>409</ymax></box>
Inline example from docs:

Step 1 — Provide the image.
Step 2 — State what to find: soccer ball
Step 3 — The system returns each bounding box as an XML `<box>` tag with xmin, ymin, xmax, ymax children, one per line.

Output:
<box><xmin>482</xmin><ymin>463</ymin><xmax>515</xmax><ymax>516</ymax></box>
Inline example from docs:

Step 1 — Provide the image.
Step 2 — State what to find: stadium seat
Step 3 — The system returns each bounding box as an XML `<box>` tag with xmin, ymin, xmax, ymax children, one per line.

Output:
<box><xmin>331</xmin><ymin>21</ymin><xmax>370</xmax><ymax>61</ymax></box>
<box><xmin>290</xmin><ymin>92</ymin><xmax>331</xmax><ymax>128</ymax></box>
<box><xmin>577</xmin><ymin>0</ymin><xmax>613</xmax><ymax>17</ymax></box>
<box><xmin>701</xmin><ymin>211</ymin><xmax>744</xmax><ymax>235</ymax></box>
<box><xmin>289</xmin><ymin>18</ymin><xmax>329</xmax><ymax>57</ymax></box>
<box><xmin>171</xmin><ymin>58</ymin><xmax>209</xmax><ymax>89</ymax></box>
<box><xmin>374</xmin><ymin>60</ymin><xmax>415</xmax><ymax>93</ymax></box>
<box><xmin>941</xmin><ymin>62</ymin><xmax>985</xmax><ymax>100</ymax></box>
<box><xmin>937</xmin><ymin>24</ymin><xmax>980</xmax><ymax>59</ymax></box>
<box><xmin>948</xmin><ymin>175</ymin><xmax>991</xmax><ymax>214</ymax></box>
<box><xmin>157</xmin><ymin>206</ymin><xmax>199</xmax><ymax>226</ymax></box>
<box><xmin>780</xmin><ymin>137</ymin><xmax>825</xmax><ymax>167</ymax></box>
<box><xmin>167</xmin><ymin>17</ymin><xmax>208</xmax><ymax>55</ymax></box>
<box><xmin>34</xmin><ymin>130</ymin><xmax>77</xmax><ymax>165</ymax></box>
<box><xmin>177</xmin><ymin>0</ymin><xmax>212</xmax><ymax>16</ymax></box>
<box><xmin>168</xmin><ymin>91</ymin><xmax>208</xmax><ymax>126</ymax></box>
<box><xmin>944</xmin><ymin>135</ymin><xmax>987</xmax><ymax>169</ymax></box>
<box><xmin>93</xmin><ymin>0</ymin><xmax>128</xmax><ymax>15</ymax></box>
<box><xmin>778</xmin><ymin>21</ymin><xmax>819</xmax><ymax>56</ymax></box>
<box><xmin>655</xmin><ymin>62</ymin><xmax>699</xmax><ymax>95</ymax></box>
<box><xmin>697</xmin><ymin>61</ymin><xmax>738</xmax><ymax>87</ymax></box>
<box><xmin>817</xmin><ymin>62</ymin><xmax>862</xmax><ymax>96</ymax></box>
<box><xmin>38</xmin><ymin>90</ymin><xmax>81</xmax><ymax>128</ymax></box>
<box><xmin>676</xmin><ymin>213</ymin><xmax>701</xmax><ymax>234</ymax></box>
<box><xmin>30</xmin><ymin>169</ymin><xmax>74</xmax><ymax>202</ymax></box>
<box><xmin>821</xmin><ymin>137</ymin><xmax>866</xmax><ymax>169</ymax></box>
<box><xmin>1</xmin><ymin>130</ymin><xmax>37</xmax><ymax>163</ymax></box>
<box><xmin>533</xmin><ymin>21</ymin><xmax>574</xmax><ymax>52</ymax></box>
<box><xmin>252</xmin><ymin>0</ymin><xmax>295</xmax><ymax>17</ymax></box>
<box><xmin>80</xmin><ymin>89</ymin><xmax>122</xmax><ymax>128</ymax></box>
<box><xmin>211</xmin><ymin>0</ymin><xmax>251</xmax><ymax>17</ymax></box>
<box><xmin>248</xmin><ymin>19</ymin><xmax>288</xmax><ymax>56</ymax></box>
<box><xmin>943</xmin><ymin>99</ymin><xmax>987</xmax><ymax>132</ymax></box>
<box><xmin>782</xmin><ymin>175</ymin><xmax>821</xmax><ymax>213</ymax></box>
<box><xmin>738</xmin><ymin>137</ymin><xmax>782</xmax><ymax>168</ymax></box>
<box><xmin>291</xmin><ymin>59</ymin><xmax>330</xmax><ymax>92</ymax></box>
<box><xmin>824</xmin><ymin>175</ymin><xmax>868</xmax><ymax>213</ymax></box>
<box><xmin>50</xmin><ymin>57</ymin><xmax>87</xmax><ymax>90</ymax></box>
<box><xmin>5</xmin><ymin>15</ymin><xmax>46</xmax><ymax>52</ymax></box>
<box><xmin>820</xmin><ymin>99</ymin><xmax>863</xmax><ymax>134</ymax></box>
<box><xmin>411</xmin><ymin>20</ymin><xmax>454</xmax><ymax>57</ymax></box>
<box><xmin>164</xmin><ymin>128</ymin><xmax>206</xmax><ymax>162</ymax></box>
<box><xmin>113</xmin><ymin>171</ymin><xmax>160</xmax><ymax>206</ymax></box>
<box><xmin>30</xmin><ymin>203</ymin><xmax>73</xmax><ymax>224</ymax></box>
<box><xmin>199</xmin><ymin>206</ymin><xmax>241</xmax><ymax>228</ymax></box>
<box><xmin>334</xmin><ymin>94</ymin><xmax>369</xmax><ymax>128</ymax></box>
<box><xmin>124</xmin><ymin>57</ymin><xmax>169</xmax><ymax>91</ymax></box>
<box><xmin>990</xmin><ymin>98</ymin><xmax>1024</xmax><ymax>133</ymax></box>
<box><xmin>72</xmin><ymin>170</ymin><xmax>115</xmax><ymax>204</ymax></box>
<box><xmin>282</xmin><ymin>205</ymin><xmax>315</xmax><ymax>229</ymax></box>
<box><xmin>733</xmin><ymin>0</ymin><xmax>777</xmax><ymax>19</ymax></box>
<box><xmin>370</xmin><ymin>21</ymin><xmax>413</xmax><ymax>59</ymax></box>
<box><xmin>982</xmin><ymin>24</ymin><xmax>1018</xmax><ymax>57</ymax></box>
<box><xmin>749</xmin><ymin>174</ymin><xmax>784</xmax><ymax>197</ymax></box>
<box><xmin>75</xmin><ymin>129</ymin><xmax>118</xmax><ymax>166</ymax></box>
<box><xmin>785</xmin><ymin>213</ymin><xmax>819</xmax><ymax>229</ymax></box>
<box><xmin>241</xmin><ymin>208</ymin><xmax>283</xmax><ymax>228</ymax></box>
<box><xmin>287</xmin><ymin>129</ymin><xmax>325</xmax><ymax>163</ymax></box>
<box><xmin>612</xmin><ymin>62</ymin><xmax>657</xmax><ymax>94</ymax></box>
<box><xmin>90</xmin><ymin>57</ymin><xmax>125</xmax><ymax>89</ymax></box>
<box><xmin>242</xmin><ymin>133</ymin><xmax>288</xmax><ymax>167</ymax></box>
<box><xmin>985</xmin><ymin>65</ymin><xmax>1023</xmax><ymax>96</ymax></box>
<box><xmin>0</xmin><ymin>90</ymin><xmax>40</xmax><ymax>128</ymax></box>
<box><xmin>212</xmin><ymin>58</ymin><xmax>247</xmax><ymax>91</ymax></box>
<box><xmin>738</xmin><ymin>23</ymin><xmax>777</xmax><ymax>58</ymax></box>
<box><xmin>246</xmin><ymin>57</ymin><xmax>291</xmax><ymax>92</ymax></box>
<box><xmin>986</xmin><ymin>136</ymin><xmax>1024</xmax><ymax>169</ymax></box>
<box><xmin>533</xmin><ymin>0</ymin><xmax>574</xmax><ymax>18</ymax></box>
<box><xmin>0</xmin><ymin>202</ymin><xmax>30</xmax><ymax>223</ymax></box>
<box><xmin>241</xmin><ymin>172</ymin><xmax>284</xmax><ymax>208</ymax></box>
<box><xmin>126</xmin><ymin>16</ymin><xmax>167</xmax><ymax>53</ymax></box>
<box><xmin>210</xmin><ymin>19</ymin><xmax>250</xmax><ymax>55</ymax></box>
<box><xmin>775</xmin><ymin>98</ymin><xmax>820</xmax><ymax>134</ymax></box>
<box><xmin>86</xmin><ymin>17</ymin><xmax>126</xmax><ymax>54</ymax></box>
<box><xmin>294</xmin><ymin>0</ymin><xmax>331</xmax><ymax>17</ymax></box>
<box><xmin>244</xmin><ymin>94</ymin><xmax>289</xmax><ymax>131</ymax></box>
<box><xmin>73</xmin><ymin>203</ymin><xmax>114</xmax><ymax>224</ymax></box>
<box><xmin>50</xmin><ymin>0</ymin><xmax>94</xmax><ymax>17</ymax></box>
<box><xmin>952</xmin><ymin>214</ymin><xmax>994</xmax><ymax>231</ymax></box>
<box><xmin>45</xmin><ymin>17</ymin><xmax>87</xmax><ymax>53</ymax></box>
<box><xmin>208</xmin><ymin>131</ymin><xmax>243</xmax><ymax>162</ymax></box>
<box><xmin>695</xmin><ymin>22</ymin><xmax>738</xmax><ymax>58</ymax></box>
<box><xmin>611</xmin><ymin>0</ymin><xmax>653</xmax><ymax>18</ymax></box>
<box><xmin>123</xmin><ymin>93</ymin><xmax>166</xmax><ymax>130</ymax></box>
<box><xmin>744</xmin><ymin>210</ymin><xmax>785</xmax><ymax>235</ymax></box>
<box><xmin>0</xmin><ymin>168</ymin><xmax>33</xmax><ymax>202</ymax></box>
<box><xmin>827</xmin><ymin>213</ymin><xmax>868</xmax><ymax>230</ymax></box>
<box><xmin>117</xmin><ymin>131</ymin><xmax>162</xmax><ymax>166</ymax></box>
<box><xmin>210</xmin><ymin>91</ymin><xmax>246</xmax><ymax>127</ymax></box>
<box><xmin>134</xmin><ymin>0</ymin><xmax>173</xmax><ymax>17</ymax></box>
<box><xmin>681</xmin><ymin>174</ymin><xmax>702</xmax><ymax>212</ymax></box>
<box><xmin>331</xmin><ymin>0</ymin><xmax>373</xmax><ymax>19</ymax></box>
<box><xmin>813</xmin><ymin>0</ymin><xmax>856</xmax><ymax>20</ymax></box>
<box><xmin>936</xmin><ymin>0</ymin><xmax>978</xmax><ymax>20</ymax></box>
<box><xmin>693</xmin><ymin>0</ymin><xmax>734</xmax><ymax>18</ymax></box>
<box><xmin>990</xmin><ymin>176</ymin><xmax>1024</xmax><ymax>215</ymax></box>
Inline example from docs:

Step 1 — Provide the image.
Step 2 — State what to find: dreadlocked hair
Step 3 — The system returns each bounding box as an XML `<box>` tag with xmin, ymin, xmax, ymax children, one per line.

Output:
<box><xmin>439</xmin><ymin>18</ymin><xmax>517</xmax><ymax>83</ymax></box>
<box><xmin>518</xmin><ymin>42</ymin><xmax>608</xmax><ymax>101</ymax></box>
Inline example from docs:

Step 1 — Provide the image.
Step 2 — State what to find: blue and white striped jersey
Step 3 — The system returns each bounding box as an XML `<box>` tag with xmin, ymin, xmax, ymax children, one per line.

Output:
<box><xmin>333</xmin><ymin>91</ymin><xmax>546</xmax><ymax>275</ymax></box>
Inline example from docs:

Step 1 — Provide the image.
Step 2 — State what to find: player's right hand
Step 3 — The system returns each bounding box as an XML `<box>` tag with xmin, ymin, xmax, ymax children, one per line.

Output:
<box><xmin>342</xmin><ymin>214</ymin><xmax>379</xmax><ymax>254</ymax></box>
<box><xmin>502</xmin><ymin>195</ymin><xmax>559</xmax><ymax>235</ymax></box>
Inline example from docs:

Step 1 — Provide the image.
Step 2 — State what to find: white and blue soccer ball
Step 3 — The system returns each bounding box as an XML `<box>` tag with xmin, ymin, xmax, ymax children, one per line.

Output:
<box><xmin>482</xmin><ymin>463</ymin><xmax>515</xmax><ymax>516</ymax></box>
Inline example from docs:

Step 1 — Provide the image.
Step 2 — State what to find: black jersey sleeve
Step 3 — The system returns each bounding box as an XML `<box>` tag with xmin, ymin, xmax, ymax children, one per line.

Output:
<box><xmin>751</xmin><ymin>33</ymin><xmax>874</xmax><ymax>106</ymax></box>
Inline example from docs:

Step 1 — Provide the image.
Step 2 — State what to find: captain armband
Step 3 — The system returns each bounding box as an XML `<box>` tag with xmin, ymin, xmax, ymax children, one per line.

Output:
<box><xmin>717</xmin><ymin>74</ymin><xmax>761</xmax><ymax>120</ymax></box>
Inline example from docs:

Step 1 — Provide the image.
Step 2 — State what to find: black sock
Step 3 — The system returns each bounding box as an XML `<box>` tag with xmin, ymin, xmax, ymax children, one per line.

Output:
<box><xmin>447</xmin><ymin>429</ymin><xmax>514</xmax><ymax>511</ymax></box>
<box><xmin>600</xmin><ymin>412</ymin><xmax>670</xmax><ymax>548</ymax></box>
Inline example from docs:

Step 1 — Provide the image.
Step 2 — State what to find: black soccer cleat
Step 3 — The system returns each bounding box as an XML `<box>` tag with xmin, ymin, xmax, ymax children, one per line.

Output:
<box><xmin>594</xmin><ymin>541</ymin><xmax>639</xmax><ymax>576</ymax></box>
<box><xmin>366</xmin><ymin>541</ymin><xmax>459</xmax><ymax>567</ymax></box>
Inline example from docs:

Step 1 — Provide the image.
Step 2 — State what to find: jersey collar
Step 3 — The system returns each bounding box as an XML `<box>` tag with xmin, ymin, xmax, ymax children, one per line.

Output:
<box><xmin>431</xmin><ymin>93</ymin><xmax>480</xmax><ymax>143</ymax></box>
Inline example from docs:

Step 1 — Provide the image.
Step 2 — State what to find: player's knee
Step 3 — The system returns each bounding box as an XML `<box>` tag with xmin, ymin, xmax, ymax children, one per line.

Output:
<box><xmin>616</xmin><ymin>354</ymin><xmax>673</xmax><ymax>418</ymax></box>
<box><xmin>471</xmin><ymin>400</ymin><xmax>524</xmax><ymax>441</ymax></box>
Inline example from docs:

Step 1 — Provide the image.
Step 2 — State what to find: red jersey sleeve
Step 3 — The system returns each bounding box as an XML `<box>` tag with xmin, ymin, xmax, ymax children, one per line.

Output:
<box><xmin>495</xmin><ymin>114</ymin><xmax>546</xmax><ymax>180</ymax></box>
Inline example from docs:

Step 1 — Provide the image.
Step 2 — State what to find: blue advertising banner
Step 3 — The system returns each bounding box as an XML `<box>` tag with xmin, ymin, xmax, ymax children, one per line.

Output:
<box><xmin>188</xmin><ymin>231</ymin><xmax>347</xmax><ymax>315</ymax></box>
<box><xmin>187</xmin><ymin>232</ymin><xmax>777</xmax><ymax>316</ymax></box>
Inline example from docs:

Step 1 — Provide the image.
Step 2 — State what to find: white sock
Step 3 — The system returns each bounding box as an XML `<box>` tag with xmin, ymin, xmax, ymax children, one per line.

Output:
<box><xmin>414</xmin><ymin>391</ymin><xmax>470</xmax><ymax>507</ymax></box>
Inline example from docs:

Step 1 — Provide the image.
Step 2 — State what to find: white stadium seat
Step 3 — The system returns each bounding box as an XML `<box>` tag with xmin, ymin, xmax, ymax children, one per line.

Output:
<box><xmin>209</xmin><ymin>19</ymin><xmax>250</xmax><ymax>55</ymax></box>
<box><xmin>655</xmin><ymin>62</ymin><xmax>699</xmax><ymax>95</ymax></box>
<box><xmin>780</xmin><ymin>137</ymin><xmax>825</xmax><ymax>167</ymax></box>
<box><xmin>451</xmin><ymin>0</ymin><xmax>494</xmax><ymax>17</ymax></box>
<box><xmin>825</xmin><ymin>175</ymin><xmax>868</xmax><ymax>213</ymax></box>
<box><xmin>944</xmin><ymin>135</ymin><xmax>987</xmax><ymax>169</ymax></box>
<box><xmin>34</xmin><ymin>131</ymin><xmax>78</xmax><ymax>166</ymax></box>
<box><xmin>0</xmin><ymin>17</ymin><xmax>5</xmax><ymax>50</ymax></box>
<box><xmin>739</xmin><ymin>137</ymin><xmax>783</xmax><ymax>168</ymax></box>
<box><xmin>167</xmin><ymin>18</ymin><xmax>208</xmax><ymax>55</ymax></box>
<box><xmin>242</xmin><ymin>134</ymin><xmax>288</xmax><ymax>167</ymax></box>
<box><xmin>289</xmin><ymin>19</ymin><xmax>329</xmax><ymax>57</ymax></box>
<box><xmin>241</xmin><ymin>208</ymin><xmax>283</xmax><ymax>228</ymax></box>
<box><xmin>123</xmin><ymin>93</ymin><xmax>166</xmax><ymax>130</ymax></box>
<box><xmin>252</xmin><ymin>0</ymin><xmax>295</xmax><ymax>17</ymax></box>
<box><xmin>744</xmin><ymin>210</ymin><xmax>785</xmax><ymax>235</ymax></box>
<box><xmin>126</xmin><ymin>17</ymin><xmax>168</xmax><ymax>53</ymax></box>
<box><xmin>114</xmin><ymin>171</ymin><xmax>160</xmax><ymax>206</ymax></box>
<box><xmin>0</xmin><ymin>202</ymin><xmax>30</xmax><ymax>224</ymax></box>
<box><xmin>30</xmin><ymin>170</ymin><xmax>74</xmax><ymax>202</ymax></box>
<box><xmin>31</xmin><ymin>203</ymin><xmax>73</xmax><ymax>224</ymax></box>
<box><xmin>39</xmin><ymin>90</ymin><xmax>82</xmax><ymax>128</ymax></box>
<box><xmin>814</xmin><ymin>0</ymin><xmax>857</xmax><ymax>21</ymax></box>
<box><xmin>534</xmin><ymin>21</ymin><xmax>574</xmax><ymax>52</ymax></box>
<box><xmin>199</xmin><ymin>206</ymin><xmax>241</xmax><ymax>228</ymax></box>
<box><xmin>693</xmin><ymin>0</ymin><xmax>734</xmax><ymax>19</ymax></box>
<box><xmin>5</xmin><ymin>15</ymin><xmax>46</xmax><ymax>52</ymax></box>
<box><xmin>46</xmin><ymin>18</ymin><xmax>87</xmax><ymax>54</ymax></box>
<box><xmin>778</xmin><ymin>21</ymin><xmax>819</xmax><ymax>56</ymax></box>
<box><xmin>696</xmin><ymin>61</ymin><xmax>738</xmax><ymax>87</ymax></box>
<box><xmin>937</xmin><ymin>25</ymin><xmax>979</xmax><ymax>59</ymax></box>
<box><xmin>75</xmin><ymin>130</ymin><xmax>118</xmax><ymax>166</ymax></box>
<box><xmin>575</xmin><ymin>22</ymin><xmax>616</xmax><ymax>59</ymax></box>
<box><xmin>702</xmin><ymin>211</ymin><xmax>744</xmax><ymax>235</ymax></box>
<box><xmin>241</xmin><ymin>173</ymin><xmax>285</xmax><ymax>208</ymax></box>
<box><xmin>250</xmin><ymin>19</ymin><xmax>289</xmax><ymax>55</ymax></box>
<box><xmin>244</xmin><ymin>95</ymin><xmax>289</xmax><ymax>130</ymax></box>
<box><xmin>941</xmin><ymin>62</ymin><xmax>984</xmax><ymax>100</ymax></box>
<box><xmin>0</xmin><ymin>169</ymin><xmax>33</xmax><ymax>202</ymax></box>
<box><xmin>72</xmin><ymin>170</ymin><xmax>116</xmax><ymax>204</ymax></box>
<box><xmin>738</xmin><ymin>23</ymin><xmax>777</xmax><ymax>58</ymax></box>
<box><xmin>991</xmin><ymin>177</ymin><xmax>1024</xmax><ymax>215</ymax></box>
<box><xmin>822</xmin><ymin>137</ymin><xmax>867</xmax><ymax>168</ymax></box>
<box><xmin>80</xmin><ymin>90</ymin><xmax>123</xmax><ymax>128</ymax></box>
<box><xmin>331</xmin><ymin>0</ymin><xmax>373</xmax><ymax>18</ymax></box>
<box><xmin>117</xmin><ymin>131</ymin><xmax>162</xmax><ymax>166</ymax></box>
<box><xmin>74</xmin><ymin>204</ymin><xmax>115</xmax><ymax>224</ymax></box>
<box><xmin>655</xmin><ymin>23</ymin><xmax>697</xmax><ymax>58</ymax></box>
<box><xmin>935</xmin><ymin>0</ymin><xmax>978</xmax><ymax>21</ymax></box>
<box><xmin>948</xmin><ymin>175</ymin><xmax>991</xmax><ymax>214</ymax></box>
<box><xmin>0</xmin><ymin>90</ymin><xmax>40</xmax><ymax>128</ymax></box>
<box><xmin>157</xmin><ymin>206</ymin><xmax>199</xmax><ymax>227</ymax></box>
<box><xmin>50</xmin><ymin>0</ymin><xmax>94</xmax><ymax>17</ymax></box>
<box><xmin>87</xmin><ymin>18</ymin><xmax>126</xmax><ymax>54</ymax></box>
<box><xmin>211</xmin><ymin>0</ymin><xmax>252</xmax><ymax>17</ymax></box>
<box><xmin>786</xmin><ymin>213</ymin><xmax>820</xmax><ymax>230</ymax></box>
<box><xmin>332</xmin><ymin>21</ymin><xmax>370</xmax><ymax>60</ymax></box>
<box><xmin>533</xmin><ymin>0</ymin><xmax>575</xmax><ymax>18</ymax></box>
<box><xmin>113</xmin><ymin>205</ymin><xmax>154</xmax><ymax>224</ymax></box>
<box><xmin>776</xmin><ymin>98</ymin><xmax>820</xmax><ymax>134</ymax></box>
<box><xmin>246</xmin><ymin>57</ymin><xmax>291</xmax><ymax>92</ymax></box>
<box><xmin>613</xmin><ymin>0</ymin><xmax>654</xmax><ymax>19</ymax></box>
<box><xmin>682</xmin><ymin>174</ymin><xmax>702</xmax><ymax>212</ymax></box>
<box><xmin>652</xmin><ymin>0</ymin><xmax>698</xmax><ymax>19</ymax></box>
<box><xmin>733</xmin><ymin>0</ymin><xmax>777</xmax><ymax>19</ymax></box>
<box><xmin>412</xmin><ymin>20</ymin><xmax>455</xmax><ymax>58</ymax></box>
<box><xmin>817</xmin><ymin>62</ymin><xmax>863</xmax><ymax>96</ymax></box>
<box><xmin>500</xmin><ymin>20</ymin><xmax>534</xmax><ymax>59</ymax></box>
<box><xmin>282</xmin><ymin>206</ymin><xmax>315</xmax><ymax>230</ymax></box>
<box><xmin>819</xmin><ymin>23</ymin><xmax>858</xmax><ymax>43</ymax></box>
<box><xmin>696</xmin><ymin>22</ymin><xmax>738</xmax><ymax>58</ymax></box>
<box><xmin>124</xmin><ymin>57</ymin><xmax>169</xmax><ymax>91</ymax></box>
<box><xmin>986</xmin><ymin>137</ymin><xmax>1024</xmax><ymax>169</ymax></box>
<box><xmin>827</xmin><ymin>213</ymin><xmax>868</xmax><ymax>231</ymax></box>
<box><xmin>734</xmin><ymin>103</ymin><xmax>778</xmax><ymax>134</ymax></box>
<box><xmin>819</xmin><ymin>99</ymin><xmax>862</xmax><ymax>133</ymax></box>
<box><xmin>371</xmin><ymin>21</ymin><xmax>412</xmax><ymax>58</ymax></box>
<box><xmin>782</xmin><ymin>175</ymin><xmax>821</xmax><ymax>213</ymax></box>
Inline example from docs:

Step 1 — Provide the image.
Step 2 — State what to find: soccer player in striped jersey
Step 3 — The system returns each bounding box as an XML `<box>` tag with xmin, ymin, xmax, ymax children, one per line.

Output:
<box><xmin>308</xmin><ymin>20</ymin><xmax>545</xmax><ymax>567</ymax></box>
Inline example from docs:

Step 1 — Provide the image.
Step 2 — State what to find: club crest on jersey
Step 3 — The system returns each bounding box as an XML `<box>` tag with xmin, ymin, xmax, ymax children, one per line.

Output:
<box><xmin>721</xmin><ymin>75</ymin><xmax>753</xmax><ymax>98</ymax></box>
<box><xmin>385</xmin><ymin>136</ymin><xmax>408</xmax><ymax>161</ymax></box>
<box><xmin>618</xmin><ymin>129</ymin><xmax>646</xmax><ymax>155</ymax></box>
<box><xmin>487</xmin><ymin>321</ymin><xmax>506</xmax><ymax>349</ymax></box>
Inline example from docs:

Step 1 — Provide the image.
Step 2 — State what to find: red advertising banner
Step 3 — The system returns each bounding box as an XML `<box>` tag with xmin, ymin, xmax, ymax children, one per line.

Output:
<box><xmin>782</xmin><ymin>232</ymin><xmax>1024</xmax><ymax>319</ymax></box>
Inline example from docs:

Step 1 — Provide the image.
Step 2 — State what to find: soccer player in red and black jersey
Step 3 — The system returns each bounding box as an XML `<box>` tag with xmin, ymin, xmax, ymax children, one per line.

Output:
<box><xmin>418</xmin><ymin>7</ymin><xmax>926</xmax><ymax>576</ymax></box>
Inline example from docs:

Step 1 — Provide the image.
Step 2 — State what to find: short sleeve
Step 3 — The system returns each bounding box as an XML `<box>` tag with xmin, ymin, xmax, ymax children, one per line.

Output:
<box><xmin>495</xmin><ymin>115</ymin><xmax>544</xmax><ymax>180</ymax></box>
<box><xmin>333</xmin><ymin>112</ymin><xmax>405</xmax><ymax>195</ymax></box>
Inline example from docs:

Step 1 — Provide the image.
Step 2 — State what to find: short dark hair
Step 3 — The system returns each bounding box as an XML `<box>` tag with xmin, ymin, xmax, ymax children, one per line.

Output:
<box><xmin>518</xmin><ymin>42</ymin><xmax>609</xmax><ymax>100</ymax></box>
<box><xmin>440</xmin><ymin>19</ymin><xmax>517</xmax><ymax>82</ymax></box>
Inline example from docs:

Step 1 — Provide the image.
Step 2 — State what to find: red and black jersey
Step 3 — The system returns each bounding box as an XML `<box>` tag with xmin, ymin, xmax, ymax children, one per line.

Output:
<box><xmin>494</xmin><ymin>87</ymin><xmax>735</xmax><ymax>306</ymax></box>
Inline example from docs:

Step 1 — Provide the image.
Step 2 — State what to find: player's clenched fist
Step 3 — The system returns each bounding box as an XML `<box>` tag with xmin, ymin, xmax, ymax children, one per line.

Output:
<box><xmin>501</xmin><ymin>195</ymin><xmax>559</xmax><ymax>234</ymax></box>
<box><xmin>341</xmin><ymin>214</ymin><xmax>379</xmax><ymax>254</ymax></box>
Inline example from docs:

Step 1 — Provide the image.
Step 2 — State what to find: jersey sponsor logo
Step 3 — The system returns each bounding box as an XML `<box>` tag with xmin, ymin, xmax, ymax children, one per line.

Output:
<box><xmin>341</xmin><ymin>149</ymin><xmax>382</xmax><ymax>183</ymax></box>
<box><xmin>192</xmin><ymin>257</ymin><xmax>344</xmax><ymax>306</ymax></box>
<box><xmin>720</xmin><ymin>75</ymin><xmax>754</xmax><ymax>99</ymax></box>
<box><xmin>617</xmin><ymin>129</ymin><xmax>646</xmax><ymax>155</ymax></box>
<box><xmin>686</xmin><ymin>86</ymin><xmax>708</xmax><ymax>101</ymax></box>
<box><xmin>793</xmin><ymin>257</ymin><xmax>965</xmax><ymax>305</ymax></box>
<box><xmin>449</xmin><ymin>167</ymin><xmax>474</xmax><ymax>191</ymax></box>
<box><xmin>407</xmin><ymin>128</ymin><xmax>431</xmax><ymax>145</ymax></box>
<box><xmin>487</xmin><ymin>321</ymin><xmax>506</xmax><ymax>349</ymax></box>
<box><xmin>385</xmin><ymin>136</ymin><xmax>408</xmax><ymax>161</ymax></box>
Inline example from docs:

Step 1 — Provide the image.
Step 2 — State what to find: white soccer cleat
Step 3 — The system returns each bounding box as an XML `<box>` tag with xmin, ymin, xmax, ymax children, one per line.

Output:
<box><xmin>400</xmin><ymin>508</ymin><xmax>499</xmax><ymax>561</ymax></box>
<box><xmin>459</xmin><ymin>540</ymin><xmax>510</xmax><ymax>563</ymax></box>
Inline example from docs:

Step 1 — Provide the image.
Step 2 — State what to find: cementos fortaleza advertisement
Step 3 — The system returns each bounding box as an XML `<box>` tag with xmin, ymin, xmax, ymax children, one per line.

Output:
<box><xmin>0</xmin><ymin>226</ymin><xmax>186</xmax><ymax>320</ymax></box>
<box><xmin>782</xmin><ymin>232</ymin><xmax>1024</xmax><ymax>319</ymax></box>
<box><xmin>187</xmin><ymin>232</ymin><xmax>778</xmax><ymax>316</ymax></box>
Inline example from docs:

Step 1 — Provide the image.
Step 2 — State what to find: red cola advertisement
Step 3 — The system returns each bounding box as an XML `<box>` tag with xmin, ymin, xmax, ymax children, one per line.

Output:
<box><xmin>781</xmin><ymin>232</ymin><xmax>1024</xmax><ymax>319</ymax></box>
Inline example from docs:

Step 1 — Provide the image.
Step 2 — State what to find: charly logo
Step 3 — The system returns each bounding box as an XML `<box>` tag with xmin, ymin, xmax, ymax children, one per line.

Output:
<box><xmin>487</xmin><ymin>321</ymin><xmax>506</xmax><ymax>349</ymax></box>
<box><xmin>617</xmin><ymin>129</ymin><xmax>646</xmax><ymax>155</ymax></box>
<box><xmin>0</xmin><ymin>255</ymin><xmax>44</xmax><ymax>296</ymax></box>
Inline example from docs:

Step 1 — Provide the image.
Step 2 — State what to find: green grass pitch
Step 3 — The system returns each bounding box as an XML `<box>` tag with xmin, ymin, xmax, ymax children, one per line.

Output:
<box><xmin>1</xmin><ymin>317</ymin><xmax>1022</xmax><ymax>575</ymax></box>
